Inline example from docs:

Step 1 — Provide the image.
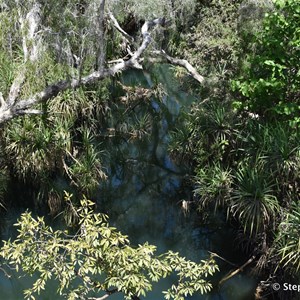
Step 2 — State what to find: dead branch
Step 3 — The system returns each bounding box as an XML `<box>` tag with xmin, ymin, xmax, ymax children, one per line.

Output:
<box><xmin>7</xmin><ymin>2</ymin><xmax>42</xmax><ymax>107</ymax></box>
<box><xmin>152</xmin><ymin>50</ymin><xmax>205</xmax><ymax>84</ymax></box>
<box><xmin>208</xmin><ymin>251</ymin><xmax>237</xmax><ymax>267</ymax></box>
<box><xmin>0</xmin><ymin>8</ymin><xmax>204</xmax><ymax>126</ymax></box>
<box><xmin>96</xmin><ymin>0</ymin><xmax>106</xmax><ymax>73</ymax></box>
<box><xmin>219</xmin><ymin>255</ymin><xmax>256</xmax><ymax>286</ymax></box>
<box><xmin>108</xmin><ymin>10</ymin><xmax>134</xmax><ymax>43</ymax></box>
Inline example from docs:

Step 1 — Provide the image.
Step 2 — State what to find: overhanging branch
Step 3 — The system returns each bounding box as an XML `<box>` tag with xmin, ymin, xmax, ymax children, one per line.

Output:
<box><xmin>108</xmin><ymin>10</ymin><xmax>134</xmax><ymax>43</ymax></box>
<box><xmin>0</xmin><ymin>13</ymin><xmax>204</xmax><ymax>126</ymax></box>
<box><xmin>152</xmin><ymin>50</ymin><xmax>205</xmax><ymax>84</ymax></box>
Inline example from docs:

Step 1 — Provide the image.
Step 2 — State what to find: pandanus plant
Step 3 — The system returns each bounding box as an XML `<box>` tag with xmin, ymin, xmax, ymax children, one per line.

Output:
<box><xmin>273</xmin><ymin>202</ymin><xmax>300</xmax><ymax>275</ymax></box>
<box><xmin>230</xmin><ymin>158</ymin><xmax>279</xmax><ymax>237</ymax></box>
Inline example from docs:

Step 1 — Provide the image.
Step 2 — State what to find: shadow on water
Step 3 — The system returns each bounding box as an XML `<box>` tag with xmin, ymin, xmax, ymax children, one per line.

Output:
<box><xmin>0</xmin><ymin>65</ymin><xmax>257</xmax><ymax>299</ymax></box>
<box><xmin>97</xmin><ymin>66</ymin><xmax>258</xmax><ymax>299</ymax></box>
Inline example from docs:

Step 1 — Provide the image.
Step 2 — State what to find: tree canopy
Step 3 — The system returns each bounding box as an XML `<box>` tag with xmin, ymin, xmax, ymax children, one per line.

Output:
<box><xmin>232</xmin><ymin>0</ymin><xmax>300</xmax><ymax>125</ymax></box>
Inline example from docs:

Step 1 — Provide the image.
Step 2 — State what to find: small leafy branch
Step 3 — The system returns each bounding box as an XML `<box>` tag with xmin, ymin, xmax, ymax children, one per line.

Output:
<box><xmin>0</xmin><ymin>193</ymin><xmax>218</xmax><ymax>300</ymax></box>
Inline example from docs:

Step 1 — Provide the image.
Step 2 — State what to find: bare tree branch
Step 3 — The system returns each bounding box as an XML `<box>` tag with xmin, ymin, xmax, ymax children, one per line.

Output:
<box><xmin>219</xmin><ymin>255</ymin><xmax>256</xmax><ymax>286</ymax></box>
<box><xmin>96</xmin><ymin>0</ymin><xmax>106</xmax><ymax>73</ymax></box>
<box><xmin>130</xmin><ymin>17</ymin><xmax>166</xmax><ymax>66</ymax></box>
<box><xmin>25</xmin><ymin>2</ymin><xmax>42</xmax><ymax>62</ymax></box>
<box><xmin>88</xmin><ymin>288</ymin><xmax>118</xmax><ymax>300</ymax></box>
<box><xmin>152</xmin><ymin>50</ymin><xmax>205</xmax><ymax>84</ymax></box>
<box><xmin>7</xmin><ymin>72</ymin><xmax>26</xmax><ymax>107</ymax></box>
<box><xmin>88</xmin><ymin>292</ymin><xmax>140</xmax><ymax>300</ymax></box>
<box><xmin>20</xmin><ymin>109</ymin><xmax>42</xmax><ymax>115</ymax></box>
<box><xmin>0</xmin><ymin>93</ymin><xmax>5</xmax><ymax>107</ymax></box>
<box><xmin>0</xmin><ymin>10</ymin><xmax>204</xmax><ymax>126</ymax></box>
<box><xmin>108</xmin><ymin>10</ymin><xmax>134</xmax><ymax>43</ymax></box>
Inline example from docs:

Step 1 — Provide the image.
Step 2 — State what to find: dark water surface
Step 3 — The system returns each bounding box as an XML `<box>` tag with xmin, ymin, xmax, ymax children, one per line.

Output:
<box><xmin>0</xmin><ymin>67</ymin><xmax>257</xmax><ymax>299</ymax></box>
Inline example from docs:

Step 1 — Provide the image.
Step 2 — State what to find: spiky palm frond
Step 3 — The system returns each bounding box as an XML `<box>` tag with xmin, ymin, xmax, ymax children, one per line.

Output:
<box><xmin>239</xmin><ymin>122</ymin><xmax>300</xmax><ymax>181</ymax></box>
<box><xmin>3</xmin><ymin>118</ymin><xmax>56</xmax><ymax>180</ymax></box>
<box><xmin>264</xmin><ymin>124</ymin><xmax>300</xmax><ymax>181</ymax></box>
<box><xmin>189</xmin><ymin>101</ymin><xmax>239</xmax><ymax>164</ymax></box>
<box><xmin>230</xmin><ymin>158</ymin><xmax>279</xmax><ymax>236</ymax></box>
<box><xmin>274</xmin><ymin>203</ymin><xmax>300</xmax><ymax>274</ymax></box>
<box><xmin>196</xmin><ymin>102</ymin><xmax>237</xmax><ymax>143</ymax></box>
<box><xmin>68</xmin><ymin>127</ymin><xmax>106</xmax><ymax>194</ymax></box>
<box><xmin>194</xmin><ymin>163</ymin><xmax>232</xmax><ymax>212</ymax></box>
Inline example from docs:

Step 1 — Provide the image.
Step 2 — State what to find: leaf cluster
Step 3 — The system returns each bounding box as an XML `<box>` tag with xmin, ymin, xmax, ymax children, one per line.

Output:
<box><xmin>169</xmin><ymin>0</ymin><xmax>300</xmax><ymax>279</ymax></box>
<box><xmin>232</xmin><ymin>0</ymin><xmax>300</xmax><ymax>125</ymax></box>
<box><xmin>0</xmin><ymin>194</ymin><xmax>218</xmax><ymax>300</ymax></box>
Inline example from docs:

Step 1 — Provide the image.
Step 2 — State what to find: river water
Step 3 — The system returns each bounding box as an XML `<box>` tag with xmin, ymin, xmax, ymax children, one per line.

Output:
<box><xmin>0</xmin><ymin>66</ymin><xmax>257</xmax><ymax>299</ymax></box>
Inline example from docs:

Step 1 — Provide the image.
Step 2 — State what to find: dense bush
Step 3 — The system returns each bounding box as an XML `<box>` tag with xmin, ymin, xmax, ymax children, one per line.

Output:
<box><xmin>170</xmin><ymin>0</ymin><xmax>300</xmax><ymax>286</ymax></box>
<box><xmin>232</xmin><ymin>0</ymin><xmax>300</xmax><ymax>125</ymax></box>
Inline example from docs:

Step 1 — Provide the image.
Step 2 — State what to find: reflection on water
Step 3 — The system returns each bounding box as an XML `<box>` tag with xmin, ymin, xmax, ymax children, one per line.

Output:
<box><xmin>99</xmin><ymin>158</ymin><xmax>257</xmax><ymax>300</ymax></box>
<box><xmin>0</xmin><ymin>66</ymin><xmax>256</xmax><ymax>299</ymax></box>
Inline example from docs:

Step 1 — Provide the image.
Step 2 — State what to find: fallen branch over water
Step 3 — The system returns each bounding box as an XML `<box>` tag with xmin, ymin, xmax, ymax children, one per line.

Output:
<box><xmin>219</xmin><ymin>255</ymin><xmax>256</xmax><ymax>286</ymax></box>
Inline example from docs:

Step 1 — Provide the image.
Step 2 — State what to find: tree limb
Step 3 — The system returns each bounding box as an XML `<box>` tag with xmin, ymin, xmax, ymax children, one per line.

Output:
<box><xmin>0</xmin><ymin>93</ymin><xmax>5</xmax><ymax>107</ymax></box>
<box><xmin>96</xmin><ymin>0</ymin><xmax>106</xmax><ymax>73</ymax></box>
<box><xmin>152</xmin><ymin>50</ymin><xmax>205</xmax><ymax>84</ymax></box>
<box><xmin>88</xmin><ymin>288</ymin><xmax>118</xmax><ymax>300</ymax></box>
<box><xmin>108</xmin><ymin>10</ymin><xmax>134</xmax><ymax>43</ymax></box>
<box><xmin>7</xmin><ymin>2</ymin><xmax>42</xmax><ymax>107</ymax></box>
<box><xmin>219</xmin><ymin>255</ymin><xmax>256</xmax><ymax>286</ymax></box>
<box><xmin>0</xmin><ymin>12</ymin><xmax>204</xmax><ymax>126</ymax></box>
<box><xmin>129</xmin><ymin>17</ymin><xmax>166</xmax><ymax>69</ymax></box>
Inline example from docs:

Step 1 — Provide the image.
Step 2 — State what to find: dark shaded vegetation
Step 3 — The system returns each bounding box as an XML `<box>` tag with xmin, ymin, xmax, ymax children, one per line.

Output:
<box><xmin>169</xmin><ymin>0</ymin><xmax>300</xmax><ymax>298</ymax></box>
<box><xmin>0</xmin><ymin>0</ymin><xmax>299</xmax><ymax>299</ymax></box>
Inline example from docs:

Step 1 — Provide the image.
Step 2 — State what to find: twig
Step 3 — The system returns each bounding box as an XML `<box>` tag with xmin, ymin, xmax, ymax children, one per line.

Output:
<box><xmin>208</xmin><ymin>251</ymin><xmax>237</xmax><ymax>267</ymax></box>
<box><xmin>88</xmin><ymin>288</ymin><xmax>118</xmax><ymax>300</ymax></box>
<box><xmin>0</xmin><ymin>266</ymin><xmax>11</xmax><ymax>278</ymax></box>
<box><xmin>219</xmin><ymin>255</ymin><xmax>256</xmax><ymax>285</ymax></box>
<box><xmin>108</xmin><ymin>11</ymin><xmax>134</xmax><ymax>43</ymax></box>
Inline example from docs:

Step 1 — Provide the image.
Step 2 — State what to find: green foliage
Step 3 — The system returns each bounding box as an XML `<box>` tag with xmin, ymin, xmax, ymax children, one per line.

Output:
<box><xmin>237</xmin><ymin>0</ymin><xmax>274</xmax><ymax>45</ymax></box>
<box><xmin>151</xmin><ymin>0</ymin><xmax>300</xmax><ymax>284</ymax></box>
<box><xmin>3</xmin><ymin>117</ymin><xmax>57</xmax><ymax>180</ymax></box>
<box><xmin>171</xmin><ymin>93</ymin><xmax>300</xmax><ymax>275</ymax></box>
<box><xmin>232</xmin><ymin>0</ymin><xmax>300</xmax><ymax>125</ymax></box>
<box><xmin>108</xmin><ymin>0</ymin><xmax>195</xmax><ymax>23</ymax></box>
<box><xmin>169</xmin><ymin>100</ymin><xmax>239</xmax><ymax>170</ymax></box>
<box><xmin>0</xmin><ymin>51</ymin><xmax>15</xmax><ymax>96</ymax></box>
<box><xmin>194</xmin><ymin>164</ymin><xmax>232</xmax><ymax>212</ymax></box>
<box><xmin>0</xmin><ymin>194</ymin><xmax>218</xmax><ymax>300</ymax></box>
<box><xmin>168</xmin><ymin>3</ymin><xmax>300</xmax><ymax>279</ymax></box>
<box><xmin>273</xmin><ymin>202</ymin><xmax>300</xmax><ymax>274</ymax></box>
<box><xmin>1</xmin><ymin>83</ymin><xmax>111</xmax><ymax>212</ymax></box>
<box><xmin>172</xmin><ymin>0</ymin><xmax>241</xmax><ymax>98</ymax></box>
<box><xmin>231</xmin><ymin>158</ymin><xmax>279</xmax><ymax>236</ymax></box>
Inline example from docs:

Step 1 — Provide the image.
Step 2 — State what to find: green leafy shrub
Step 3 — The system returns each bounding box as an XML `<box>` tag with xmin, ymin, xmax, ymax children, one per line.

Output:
<box><xmin>232</xmin><ymin>0</ymin><xmax>300</xmax><ymax>125</ymax></box>
<box><xmin>0</xmin><ymin>194</ymin><xmax>218</xmax><ymax>300</ymax></box>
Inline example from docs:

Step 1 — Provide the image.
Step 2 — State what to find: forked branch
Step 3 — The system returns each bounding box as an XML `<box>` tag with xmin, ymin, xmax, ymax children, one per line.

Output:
<box><xmin>0</xmin><ymin>8</ymin><xmax>204</xmax><ymax>125</ymax></box>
